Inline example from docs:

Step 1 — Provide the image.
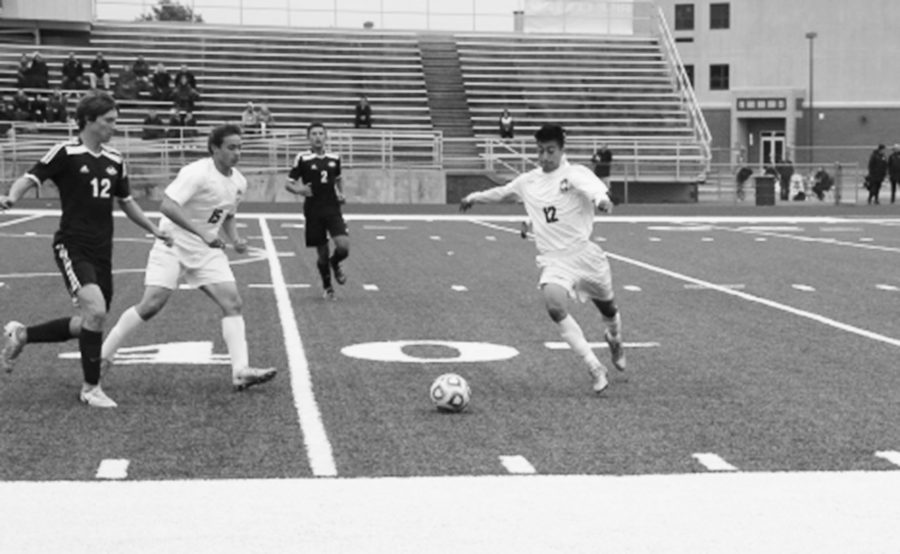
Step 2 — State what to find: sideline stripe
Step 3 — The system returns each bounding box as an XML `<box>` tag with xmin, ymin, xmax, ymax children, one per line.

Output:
<box><xmin>0</xmin><ymin>214</ymin><xmax>44</xmax><ymax>228</ymax></box>
<box><xmin>500</xmin><ymin>455</ymin><xmax>537</xmax><ymax>474</ymax></box>
<box><xmin>96</xmin><ymin>459</ymin><xmax>129</xmax><ymax>480</ymax></box>
<box><xmin>607</xmin><ymin>251</ymin><xmax>900</xmax><ymax>348</ymax></box>
<box><xmin>693</xmin><ymin>453</ymin><xmax>738</xmax><ymax>472</ymax></box>
<box><xmin>471</xmin><ymin>219</ymin><xmax>900</xmax><ymax>349</ymax></box>
<box><xmin>260</xmin><ymin>218</ymin><xmax>337</xmax><ymax>477</ymax></box>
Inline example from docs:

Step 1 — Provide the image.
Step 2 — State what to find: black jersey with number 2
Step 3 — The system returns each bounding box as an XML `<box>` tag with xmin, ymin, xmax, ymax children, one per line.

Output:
<box><xmin>26</xmin><ymin>138</ymin><xmax>130</xmax><ymax>256</ymax></box>
<box><xmin>288</xmin><ymin>151</ymin><xmax>342</xmax><ymax>214</ymax></box>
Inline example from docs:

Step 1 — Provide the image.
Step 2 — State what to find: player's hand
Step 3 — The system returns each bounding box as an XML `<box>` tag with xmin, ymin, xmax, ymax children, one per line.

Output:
<box><xmin>296</xmin><ymin>183</ymin><xmax>312</xmax><ymax>197</ymax></box>
<box><xmin>156</xmin><ymin>229</ymin><xmax>174</xmax><ymax>247</ymax></box>
<box><xmin>596</xmin><ymin>197</ymin><xmax>614</xmax><ymax>214</ymax></box>
<box><xmin>459</xmin><ymin>197</ymin><xmax>473</xmax><ymax>212</ymax></box>
<box><xmin>206</xmin><ymin>235</ymin><xmax>226</xmax><ymax>249</ymax></box>
<box><xmin>233</xmin><ymin>238</ymin><xmax>248</xmax><ymax>254</ymax></box>
<box><xmin>336</xmin><ymin>190</ymin><xmax>346</xmax><ymax>205</ymax></box>
<box><xmin>0</xmin><ymin>196</ymin><xmax>13</xmax><ymax>210</ymax></box>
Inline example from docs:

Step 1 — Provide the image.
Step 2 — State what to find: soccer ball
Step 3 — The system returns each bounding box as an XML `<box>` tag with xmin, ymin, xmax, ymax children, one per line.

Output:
<box><xmin>430</xmin><ymin>373</ymin><xmax>471</xmax><ymax>413</ymax></box>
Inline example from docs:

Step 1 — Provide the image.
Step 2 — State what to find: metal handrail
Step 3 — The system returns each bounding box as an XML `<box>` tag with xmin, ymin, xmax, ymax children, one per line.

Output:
<box><xmin>654</xmin><ymin>6</ymin><xmax>712</xmax><ymax>169</ymax></box>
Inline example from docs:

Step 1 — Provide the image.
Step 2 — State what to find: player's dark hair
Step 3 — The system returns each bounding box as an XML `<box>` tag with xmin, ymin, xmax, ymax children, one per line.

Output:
<box><xmin>75</xmin><ymin>92</ymin><xmax>118</xmax><ymax>131</ymax></box>
<box><xmin>534</xmin><ymin>124</ymin><xmax>566</xmax><ymax>148</ymax></box>
<box><xmin>307</xmin><ymin>121</ymin><xmax>326</xmax><ymax>136</ymax></box>
<box><xmin>207</xmin><ymin>124</ymin><xmax>242</xmax><ymax>153</ymax></box>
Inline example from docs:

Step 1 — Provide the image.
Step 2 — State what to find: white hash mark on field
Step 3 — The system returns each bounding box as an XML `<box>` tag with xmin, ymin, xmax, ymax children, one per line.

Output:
<box><xmin>499</xmin><ymin>455</ymin><xmax>537</xmax><ymax>474</ymax></box>
<box><xmin>693</xmin><ymin>453</ymin><xmax>738</xmax><ymax>472</ymax></box>
<box><xmin>96</xmin><ymin>459</ymin><xmax>129</xmax><ymax>480</ymax></box>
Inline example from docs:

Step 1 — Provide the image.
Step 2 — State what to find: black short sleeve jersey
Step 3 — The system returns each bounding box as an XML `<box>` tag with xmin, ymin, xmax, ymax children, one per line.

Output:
<box><xmin>27</xmin><ymin>138</ymin><xmax>131</xmax><ymax>255</ymax></box>
<box><xmin>288</xmin><ymin>151</ymin><xmax>342</xmax><ymax>214</ymax></box>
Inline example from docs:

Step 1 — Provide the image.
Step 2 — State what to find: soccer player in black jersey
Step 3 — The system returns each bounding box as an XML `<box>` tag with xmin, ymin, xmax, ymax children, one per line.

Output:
<box><xmin>286</xmin><ymin>122</ymin><xmax>350</xmax><ymax>300</ymax></box>
<box><xmin>0</xmin><ymin>92</ymin><xmax>171</xmax><ymax>408</ymax></box>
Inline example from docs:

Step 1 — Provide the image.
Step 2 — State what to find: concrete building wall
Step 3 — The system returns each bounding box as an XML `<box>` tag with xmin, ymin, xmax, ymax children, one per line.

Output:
<box><xmin>0</xmin><ymin>0</ymin><xmax>93</xmax><ymax>22</ymax></box>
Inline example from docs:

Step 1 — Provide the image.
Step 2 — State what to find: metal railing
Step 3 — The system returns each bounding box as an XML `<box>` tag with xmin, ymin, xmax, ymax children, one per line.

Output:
<box><xmin>654</xmin><ymin>5</ymin><xmax>712</xmax><ymax>170</ymax></box>
<box><xmin>700</xmin><ymin>162</ymin><xmax>864</xmax><ymax>205</ymax></box>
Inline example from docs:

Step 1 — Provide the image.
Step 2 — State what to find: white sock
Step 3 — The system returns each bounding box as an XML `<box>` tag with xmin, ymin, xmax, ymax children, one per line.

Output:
<box><xmin>603</xmin><ymin>311</ymin><xmax>622</xmax><ymax>339</ymax></box>
<box><xmin>558</xmin><ymin>315</ymin><xmax>601</xmax><ymax>369</ymax></box>
<box><xmin>222</xmin><ymin>315</ymin><xmax>248</xmax><ymax>374</ymax></box>
<box><xmin>101</xmin><ymin>306</ymin><xmax>144</xmax><ymax>361</ymax></box>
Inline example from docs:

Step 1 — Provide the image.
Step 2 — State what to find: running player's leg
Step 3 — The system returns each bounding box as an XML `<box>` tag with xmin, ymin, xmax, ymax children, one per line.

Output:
<box><xmin>326</xmin><ymin>214</ymin><xmax>349</xmax><ymax>285</ymax></box>
<box><xmin>201</xmin><ymin>280</ymin><xmax>276</xmax><ymax>391</ymax></box>
<box><xmin>102</xmin><ymin>243</ymin><xmax>179</xmax><ymax>366</ymax></box>
<box><xmin>305</xmin><ymin>214</ymin><xmax>333</xmax><ymax>296</ymax></box>
<box><xmin>540</xmin><ymin>281</ymin><xmax>607</xmax><ymax>393</ymax></box>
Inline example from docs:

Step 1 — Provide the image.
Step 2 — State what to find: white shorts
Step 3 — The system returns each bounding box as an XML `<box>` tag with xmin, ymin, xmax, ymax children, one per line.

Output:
<box><xmin>144</xmin><ymin>241</ymin><xmax>235</xmax><ymax>289</ymax></box>
<box><xmin>536</xmin><ymin>241</ymin><xmax>614</xmax><ymax>302</ymax></box>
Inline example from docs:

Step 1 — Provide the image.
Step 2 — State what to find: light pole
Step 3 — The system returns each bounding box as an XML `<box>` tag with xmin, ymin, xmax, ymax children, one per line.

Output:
<box><xmin>805</xmin><ymin>31</ymin><xmax>817</xmax><ymax>164</ymax></box>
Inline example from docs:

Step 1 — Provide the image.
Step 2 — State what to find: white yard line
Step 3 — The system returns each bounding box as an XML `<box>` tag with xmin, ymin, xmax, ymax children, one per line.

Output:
<box><xmin>259</xmin><ymin>218</ymin><xmax>337</xmax><ymax>477</ymax></box>
<box><xmin>0</xmin><ymin>214</ymin><xmax>44</xmax><ymax>228</ymax></box>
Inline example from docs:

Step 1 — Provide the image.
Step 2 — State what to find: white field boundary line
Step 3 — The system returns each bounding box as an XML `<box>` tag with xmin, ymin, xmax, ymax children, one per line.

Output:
<box><xmin>259</xmin><ymin>218</ymin><xmax>337</xmax><ymax>477</ymax></box>
<box><xmin>470</xmin><ymin>220</ymin><xmax>900</xmax><ymax>348</ymax></box>
<box><xmin>710</xmin><ymin>223</ymin><xmax>900</xmax><ymax>254</ymax></box>
<box><xmin>0</xmin><ymin>213</ymin><xmax>44</xmax><ymax>228</ymax></box>
<box><xmin>6</xmin><ymin>207</ymin><xmax>897</xmax><ymax>224</ymax></box>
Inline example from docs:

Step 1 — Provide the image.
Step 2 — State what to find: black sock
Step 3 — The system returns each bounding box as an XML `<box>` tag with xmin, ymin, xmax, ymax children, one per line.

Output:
<box><xmin>27</xmin><ymin>317</ymin><xmax>74</xmax><ymax>343</ymax></box>
<box><xmin>330</xmin><ymin>247</ymin><xmax>348</xmax><ymax>266</ymax></box>
<box><xmin>317</xmin><ymin>260</ymin><xmax>332</xmax><ymax>289</ymax></box>
<box><xmin>79</xmin><ymin>329</ymin><xmax>102</xmax><ymax>386</ymax></box>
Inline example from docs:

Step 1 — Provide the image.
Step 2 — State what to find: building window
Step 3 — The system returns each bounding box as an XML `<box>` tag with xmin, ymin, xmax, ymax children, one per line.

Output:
<box><xmin>674</xmin><ymin>4</ymin><xmax>694</xmax><ymax>31</ymax></box>
<box><xmin>710</xmin><ymin>64</ymin><xmax>730</xmax><ymax>90</ymax></box>
<box><xmin>710</xmin><ymin>3</ymin><xmax>730</xmax><ymax>29</ymax></box>
<box><xmin>683</xmin><ymin>64</ymin><xmax>695</xmax><ymax>87</ymax></box>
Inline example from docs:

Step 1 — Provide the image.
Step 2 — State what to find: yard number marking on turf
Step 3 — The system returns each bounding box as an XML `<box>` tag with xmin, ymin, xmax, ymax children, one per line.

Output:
<box><xmin>875</xmin><ymin>451</ymin><xmax>900</xmax><ymax>467</ymax></box>
<box><xmin>499</xmin><ymin>455</ymin><xmax>537</xmax><ymax>475</ymax></box>
<box><xmin>96</xmin><ymin>459</ymin><xmax>130</xmax><ymax>480</ymax></box>
<box><xmin>260</xmin><ymin>218</ymin><xmax>337</xmax><ymax>477</ymax></box>
<box><xmin>692</xmin><ymin>453</ymin><xmax>738</xmax><ymax>472</ymax></box>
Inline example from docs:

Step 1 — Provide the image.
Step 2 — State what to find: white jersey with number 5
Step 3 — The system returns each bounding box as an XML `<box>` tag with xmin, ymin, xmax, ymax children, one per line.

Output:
<box><xmin>468</xmin><ymin>157</ymin><xmax>609</xmax><ymax>255</ymax></box>
<box><xmin>159</xmin><ymin>157</ymin><xmax>246</xmax><ymax>262</ymax></box>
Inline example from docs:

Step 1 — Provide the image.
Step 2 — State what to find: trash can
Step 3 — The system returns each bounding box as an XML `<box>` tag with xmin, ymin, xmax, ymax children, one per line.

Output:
<box><xmin>754</xmin><ymin>175</ymin><xmax>776</xmax><ymax>206</ymax></box>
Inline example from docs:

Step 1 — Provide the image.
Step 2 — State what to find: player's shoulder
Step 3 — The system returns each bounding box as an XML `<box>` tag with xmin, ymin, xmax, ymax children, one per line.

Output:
<box><xmin>323</xmin><ymin>151</ymin><xmax>341</xmax><ymax>161</ymax></box>
<box><xmin>566</xmin><ymin>163</ymin><xmax>596</xmax><ymax>179</ymax></box>
<box><xmin>175</xmin><ymin>157</ymin><xmax>211</xmax><ymax>179</ymax></box>
<box><xmin>99</xmin><ymin>144</ymin><xmax>124</xmax><ymax>164</ymax></box>
<box><xmin>41</xmin><ymin>137</ymin><xmax>81</xmax><ymax>160</ymax></box>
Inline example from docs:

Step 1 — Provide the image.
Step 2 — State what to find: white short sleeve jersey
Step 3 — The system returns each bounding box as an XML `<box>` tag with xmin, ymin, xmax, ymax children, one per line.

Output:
<box><xmin>160</xmin><ymin>157</ymin><xmax>247</xmax><ymax>256</ymax></box>
<box><xmin>469</xmin><ymin>157</ymin><xmax>609</xmax><ymax>254</ymax></box>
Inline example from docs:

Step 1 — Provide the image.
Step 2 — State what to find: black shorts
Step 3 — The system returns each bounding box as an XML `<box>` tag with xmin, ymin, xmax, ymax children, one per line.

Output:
<box><xmin>53</xmin><ymin>240</ymin><xmax>113</xmax><ymax>310</ymax></box>
<box><xmin>304</xmin><ymin>211</ymin><xmax>348</xmax><ymax>247</ymax></box>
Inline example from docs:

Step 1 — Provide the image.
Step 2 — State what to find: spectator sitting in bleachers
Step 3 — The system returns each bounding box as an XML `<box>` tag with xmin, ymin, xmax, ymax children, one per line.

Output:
<box><xmin>15</xmin><ymin>54</ymin><xmax>29</xmax><ymax>89</ymax></box>
<box><xmin>46</xmin><ymin>89</ymin><xmax>68</xmax><ymax>123</ymax></box>
<box><xmin>498</xmin><ymin>108</ymin><xmax>514</xmax><ymax>139</ymax></box>
<box><xmin>132</xmin><ymin>55</ymin><xmax>151</xmax><ymax>93</ymax></box>
<box><xmin>257</xmin><ymin>103</ymin><xmax>273</xmax><ymax>135</ymax></box>
<box><xmin>113</xmin><ymin>63</ymin><xmax>141</xmax><ymax>106</ymax></box>
<box><xmin>150</xmin><ymin>63</ymin><xmax>172</xmax><ymax>101</ymax></box>
<box><xmin>166</xmin><ymin>108</ymin><xmax>183</xmax><ymax>139</ymax></box>
<box><xmin>29</xmin><ymin>94</ymin><xmax>48</xmax><ymax>122</ymax></box>
<box><xmin>12</xmin><ymin>89</ymin><xmax>31</xmax><ymax>121</ymax></box>
<box><xmin>241</xmin><ymin>101</ymin><xmax>259</xmax><ymax>130</ymax></box>
<box><xmin>182</xmin><ymin>111</ymin><xmax>198</xmax><ymax>137</ymax></box>
<box><xmin>60</xmin><ymin>52</ymin><xmax>86</xmax><ymax>92</ymax></box>
<box><xmin>0</xmin><ymin>97</ymin><xmax>13</xmax><ymax>136</ymax></box>
<box><xmin>141</xmin><ymin>109</ymin><xmax>166</xmax><ymax>140</ymax></box>
<box><xmin>174</xmin><ymin>64</ymin><xmax>197</xmax><ymax>90</ymax></box>
<box><xmin>27</xmin><ymin>52</ymin><xmax>50</xmax><ymax>90</ymax></box>
<box><xmin>89</xmin><ymin>52</ymin><xmax>111</xmax><ymax>90</ymax></box>
<box><xmin>354</xmin><ymin>94</ymin><xmax>372</xmax><ymax>128</ymax></box>
<box><xmin>171</xmin><ymin>74</ymin><xmax>199</xmax><ymax>113</ymax></box>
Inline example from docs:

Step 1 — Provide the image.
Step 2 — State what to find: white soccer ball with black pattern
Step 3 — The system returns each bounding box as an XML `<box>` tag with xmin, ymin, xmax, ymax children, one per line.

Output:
<box><xmin>430</xmin><ymin>373</ymin><xmax>471</xmax><ymax>413</ymax></box>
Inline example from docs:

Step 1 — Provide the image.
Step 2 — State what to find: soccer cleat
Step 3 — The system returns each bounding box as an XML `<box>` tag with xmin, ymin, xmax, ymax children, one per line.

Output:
<box><xmin>233</xmin><ymin>367</ymin><xmax>277</xmax><ymax>392</ymax></box>
<box><xmin>605</xmin><ymin>331</ymin><xmax>626</xmax><ymax>371</ymax></box>
<box><xmin>2</xmin><ymin>321</ymin><xmax>26</xmax><ymax>373</ymax></box>
<box><xmin>323</xmin><ymin>287</ymin><xmax>336</xmax><ymax>300</ymax></box>
<box><xmin>331</xmin><ymin>261</ymin><xmax>347</xmax><ymax>285</ymax></box>
<box><xmin>79</xmin><ymin>384</ymin><xmax>118</xmax><ymax>408</ymax></box>
<box><xmin>588</xmin><ymin>363</ymin><xmax>609</xmax><ymax>394</ymax></box>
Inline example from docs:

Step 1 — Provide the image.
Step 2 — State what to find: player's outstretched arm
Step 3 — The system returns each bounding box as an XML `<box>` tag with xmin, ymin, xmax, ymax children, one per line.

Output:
<box><xmin>118</xmin><ymin>196</ymin><xmax>173</xmax><ymax>246</ymax></box>
<box><xmin>0</xmin><ymin>176</ymin><xmax>38</xmax><ymax>210</ymax></box>
<box><xmin>285</xmin><ymin>179</ymin><xmax>311</xmax><ymax>197</ymax></box>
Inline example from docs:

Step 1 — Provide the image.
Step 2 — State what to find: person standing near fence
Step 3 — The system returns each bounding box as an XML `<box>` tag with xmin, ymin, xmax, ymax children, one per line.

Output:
<box><xmin>887</xmin><ymin>145</ymin><xmax>900</xmax><ymax>204</ymax></box>
<box><xmin>866</xmin><ymin>144</ymin><xmax>887</xmax><ymax>205</ymax></box>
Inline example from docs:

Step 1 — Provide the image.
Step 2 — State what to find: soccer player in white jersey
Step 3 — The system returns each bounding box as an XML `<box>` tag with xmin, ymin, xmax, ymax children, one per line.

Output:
<box><xmin>100</xmin><ymin>124</ymin><xmax>277</xmax><ymax>395</ymax></box>
<box><xmin>460</xmin><ymin>124</ymin><xmax>625</xmax><ymax>393</ymax></box>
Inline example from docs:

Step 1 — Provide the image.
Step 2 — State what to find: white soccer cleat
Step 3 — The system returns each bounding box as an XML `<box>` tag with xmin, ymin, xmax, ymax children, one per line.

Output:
<box><xmin>588</xmin><ymin>363</ymin><xmax>609</xmax><ymax>394</ymax></box>
<box><xmin>80</xmin><ymin>384</ymin><xmax>118</xmax><ymax>408</ymax></box>
<box><xmin>604</xmin><ymin>330</ymin><xmax>626</xmax><ymax>372</ymax></box>
<box><xmin>323</xmin><ymin>287</ymin><xmax>336</xmax><ymax>301</ymax></box>
<box><xmin>233</xmin><ymin>367</ymin><xmax>277</xmax><ymax>392</ymax></box>
<box><xmin>2</xmin><ymin>321</ymin><xmax>27</xmax><ymax>373</ymax></box>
